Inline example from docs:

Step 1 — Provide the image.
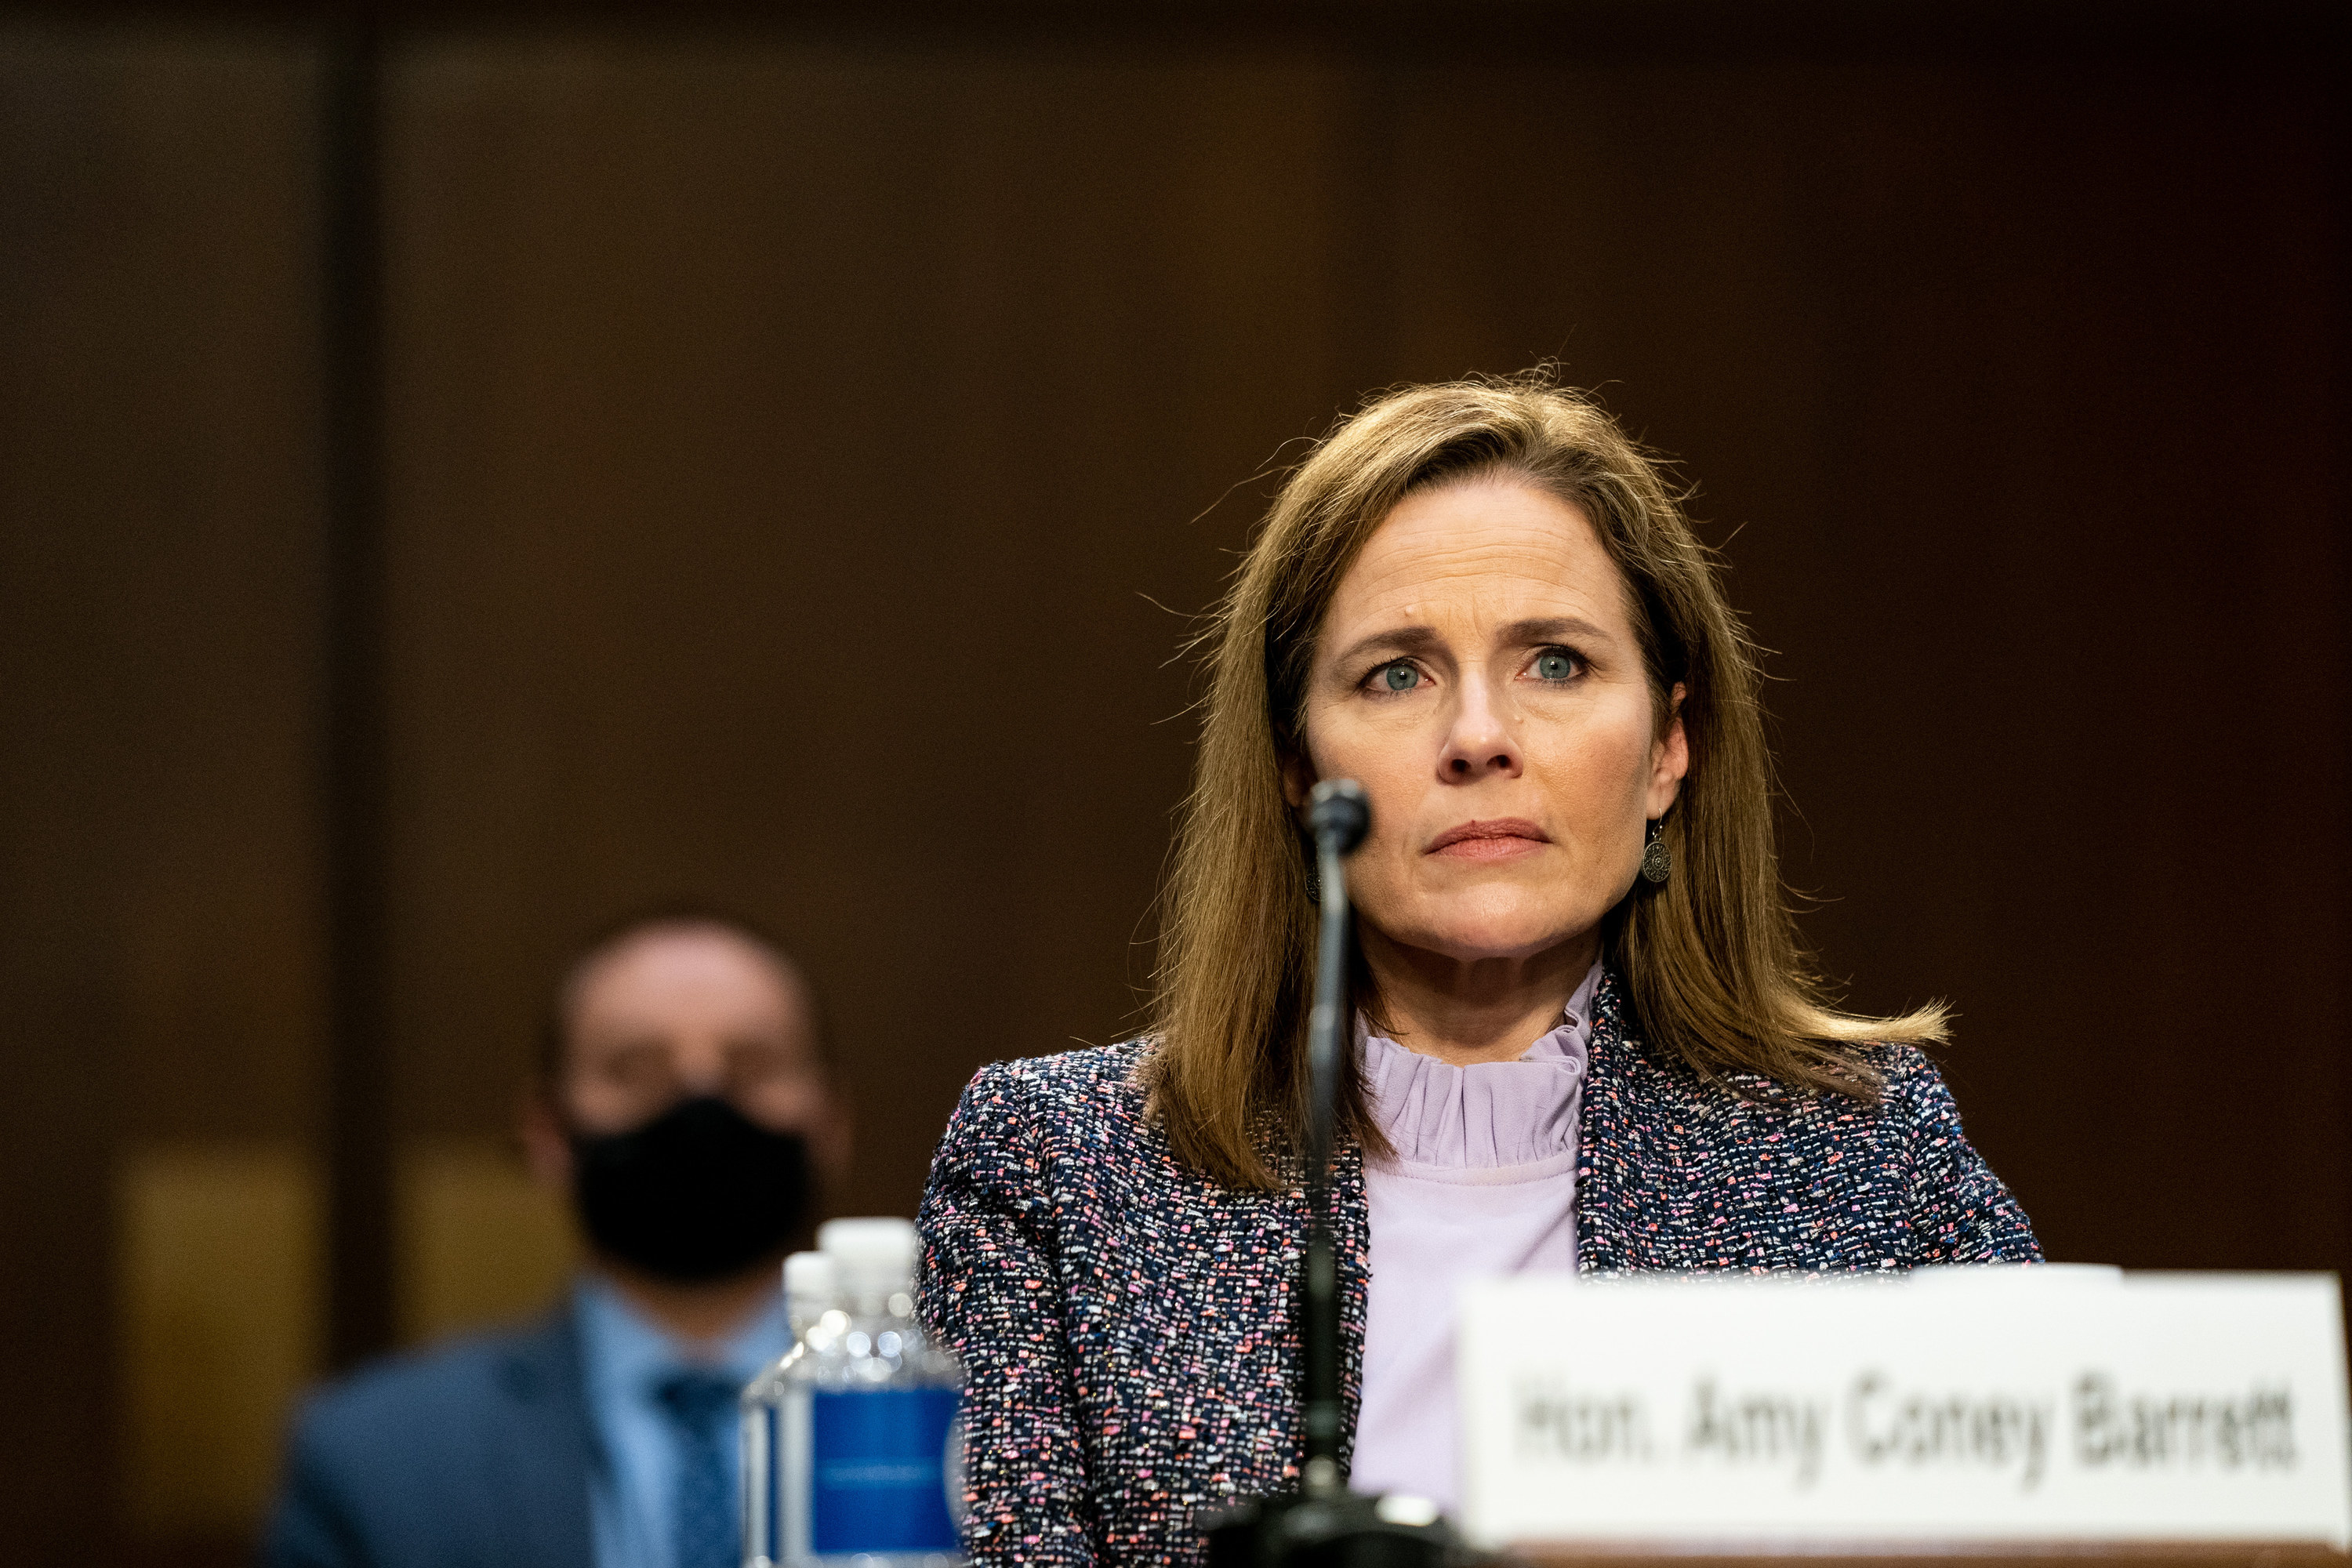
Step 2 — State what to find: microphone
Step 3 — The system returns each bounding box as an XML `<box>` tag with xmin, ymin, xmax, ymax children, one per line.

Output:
<box><xmin>1201</xmin><ymin>779</ymin><xmax>1460</xmax><ymax>1568</ymax></box>
<box><xmin>1307</xmin><ymin>776</ymin><xmax>1371</xmax><ymax>855</ymax></box>
<box><xmin>1301</xmin><ymin>779</ymin><xmax>1367</xmax><ymax>1491</ymax></box>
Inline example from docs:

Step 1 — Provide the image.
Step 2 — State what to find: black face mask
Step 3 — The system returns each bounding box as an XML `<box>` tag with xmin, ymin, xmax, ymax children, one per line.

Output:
<box><xmin>570</xmin><ymin>1095</ymin><xmax>814</xmax><ymax>1283</ymax></box>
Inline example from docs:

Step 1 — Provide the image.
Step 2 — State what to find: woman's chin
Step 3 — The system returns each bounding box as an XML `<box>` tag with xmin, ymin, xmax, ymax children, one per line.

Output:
<box><xmin>1378</xmin><ymin>898</ymin><xmax>1602</xmax><ymax>967</ymax></box>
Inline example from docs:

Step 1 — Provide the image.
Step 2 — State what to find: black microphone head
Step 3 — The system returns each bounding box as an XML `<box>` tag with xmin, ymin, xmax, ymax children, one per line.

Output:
<box><xmin>1306</xmin><ymin>778</ymin><xmax>1371</xmax><ymax>855</ymax></box>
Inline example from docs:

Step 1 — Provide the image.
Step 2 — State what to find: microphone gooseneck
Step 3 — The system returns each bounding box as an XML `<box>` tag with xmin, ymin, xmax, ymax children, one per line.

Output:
<box><xmin>1301</xmin><ymin>779</ymin><xmax>1369</xmax><ymax>1496</ymax></box>
<box><xmin>1201</xmin><ymin>779</ymin><xmax>1463</xmax><ymax>1568</ymax></box>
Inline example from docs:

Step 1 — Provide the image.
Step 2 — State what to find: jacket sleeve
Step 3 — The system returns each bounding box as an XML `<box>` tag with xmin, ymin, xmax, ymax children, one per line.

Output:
<box><xmin>259</xmin><ymin>1399</ymin><xmax>377</xmax><ymax>1568</ymax></box>
<box><xmin>1886</xmin><ymin>1047</ymin><xmax>2044</xmax><ymax>1264</ymax></box>
<box><xmin>919</xmin><ymin>1062</ymin><xmax>1097</xmax><ymax>1568</ymax></box>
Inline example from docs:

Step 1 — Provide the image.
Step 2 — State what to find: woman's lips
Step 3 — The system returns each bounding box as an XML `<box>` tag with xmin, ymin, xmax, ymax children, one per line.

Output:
<box><xmin>1426</xmin><ymin>818</ymin><xmax>1550</xmax><ymax>861</ymax></box>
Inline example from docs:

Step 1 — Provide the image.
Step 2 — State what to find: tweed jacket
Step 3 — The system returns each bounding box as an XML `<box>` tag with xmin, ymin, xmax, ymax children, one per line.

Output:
<box><xmin>916</xmin><ymin>971</ymin><xmax>2039</xmax><ymax>1568</ymax></box>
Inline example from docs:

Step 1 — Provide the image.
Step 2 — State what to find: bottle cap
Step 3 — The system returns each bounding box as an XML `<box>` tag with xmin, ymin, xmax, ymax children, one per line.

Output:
<box><xmin>782</xmin><ymin>1250</ymin><xmax>837</xmax><ymax>1308</ymax></box>
<box><xmin>817</xmin><ymin>1216</ymin><xmax>920</xmax><ymax>1294</ymax></box>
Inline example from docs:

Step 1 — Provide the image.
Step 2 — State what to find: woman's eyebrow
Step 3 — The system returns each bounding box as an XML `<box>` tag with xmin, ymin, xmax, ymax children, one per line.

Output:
<box><xmin>1333</xmin><ymin>615</ymin><xmax>1617</xmax><ymax>670</ymax></box>
<box><xmin>1330</xmin><ymin>624</ymin><xmax>1444</xmax><ymax>668</ymax></box>
<box><xmin>1505</xmin><ymin>615</ymin><xmax>1614</xmax><ymax>645</ymax></box>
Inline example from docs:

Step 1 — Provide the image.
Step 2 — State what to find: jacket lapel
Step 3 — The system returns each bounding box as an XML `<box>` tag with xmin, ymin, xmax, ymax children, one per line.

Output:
<box><xmin>1330</xmin><ymin>1139</ymin><xmax>1369</xmax><ymax>1465</ymax></box>
<box><xmin>1573</xmin><ymin>968</ymin><xmax>1658</xmax><ymax>1274</ymax></box>
<box><xmin>485</xmin><ymin>1303</ymin><xmax>599</xmax><ymax>1568</ymax></box>
<box><xmin>1214</xmin><ymin>1139</ymin><xmax>1371</xmax><ymax>1486</ymax></box>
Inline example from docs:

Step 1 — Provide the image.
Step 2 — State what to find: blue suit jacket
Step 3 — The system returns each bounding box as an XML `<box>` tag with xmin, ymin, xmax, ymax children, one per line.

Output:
<box><xmin>263</xmin><ymin>1305</ymin><xmax>595</xmax><ymax>1568</ymax></box>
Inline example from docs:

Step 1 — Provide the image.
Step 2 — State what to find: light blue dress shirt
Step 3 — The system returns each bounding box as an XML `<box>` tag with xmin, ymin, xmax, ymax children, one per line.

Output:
<box><xmin>575</xmin><ymin>1275</ymin><xmax>792</xmax><ymax>1568</ymax></box>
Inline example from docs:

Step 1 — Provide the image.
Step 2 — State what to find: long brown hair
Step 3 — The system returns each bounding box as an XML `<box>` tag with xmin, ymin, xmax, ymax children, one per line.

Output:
<box><xmin>1141</xmin><ymin>373</ymin><xmax>1947</xmax><ymax>1191</ymax></box>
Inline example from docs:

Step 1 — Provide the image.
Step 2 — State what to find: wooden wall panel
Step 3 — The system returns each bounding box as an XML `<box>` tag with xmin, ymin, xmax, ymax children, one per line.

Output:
<box><xmin>381</xmin><ymin>37</ymin><xmax>1369</xmax><ymax>1221</ymax></box>
<box><xmin>0</xmin><ymin>16</ymin><xmax>2343</xmax><ymax>1563</ymax></box>
<box><xmin>0</xmin><ymin>27</ymin><xmax>321</xmax><ymax>1562</ymax></box>
<box><xmin>1381</xmin><ymin>57</ymin><xmax>2350</xmax><ymax>1272</ymax></box>
<box><xmin>376</xmin><ymin>32</ymin><xmax>2351</xmax><ymax>1269</ymax></box>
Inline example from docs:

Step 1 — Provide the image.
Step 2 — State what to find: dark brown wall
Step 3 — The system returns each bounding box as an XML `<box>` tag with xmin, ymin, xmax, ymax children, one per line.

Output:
<box><xmin>380</xmin><ymin>38</ymin><xmax>1374</xmax><ymax>1213</ymax></box>
<box><xmin>1374</xmin><ymin>56</ymin><xmax>2352</xmax><ymax>1270</ymax></box>
<box><xmin>0</xmin><ymin>27</ymin><xmax>322</xmax><ymax>1558</ymax></box>
<box><xmin>1</xmin><ymin>13</ymin><xmax>2343</xmax><ymax>1562</ymax></box>
<box><xmin>379</xmin><ymin>36</ymin><xmax>2350</xmax><ymax>1251</ymax></box>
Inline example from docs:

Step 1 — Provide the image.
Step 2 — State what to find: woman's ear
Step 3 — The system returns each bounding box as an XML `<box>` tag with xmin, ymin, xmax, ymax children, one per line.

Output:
<box><xmin>1648</xmin><ymin>682</ymin><xmax>1690</xmax><ymax>818</ymax></box>
<box><xmin>1279</xmin><ymin>746</ymin><xmax>1316</xmax><ymax>813</ymax></box>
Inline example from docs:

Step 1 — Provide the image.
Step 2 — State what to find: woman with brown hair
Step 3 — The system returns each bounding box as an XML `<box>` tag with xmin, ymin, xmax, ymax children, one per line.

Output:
<box><xmin>918</xmin><ymin>376</ymin><xmax>2038</xmax><ymax>1568</ymax></box>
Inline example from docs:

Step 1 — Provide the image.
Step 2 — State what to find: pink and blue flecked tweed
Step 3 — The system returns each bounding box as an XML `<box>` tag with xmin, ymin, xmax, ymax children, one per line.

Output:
<box><xmin>916</xmin><ymin>969</ymin><xmax>2039</xmax><ymax>1568</ymax></box>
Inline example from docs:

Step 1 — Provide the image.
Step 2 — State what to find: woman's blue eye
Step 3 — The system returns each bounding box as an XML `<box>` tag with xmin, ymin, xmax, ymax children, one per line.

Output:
<box><xmin>1534</xmin><ymin>651</ymin><xmax>1579</xmax><ymax>682</ymax></box>
<box><xmin>1381</xmin><ymin>664</ymin><xmax>1421</xmax><ymax>692</ymax></box>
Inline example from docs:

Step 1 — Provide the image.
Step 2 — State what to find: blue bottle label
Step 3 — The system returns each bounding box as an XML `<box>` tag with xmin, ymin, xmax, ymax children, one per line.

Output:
<box><xmin>809</xmin><ymin>1387</ymin><xmax>964</xmax><ymax>1554</ymax></box>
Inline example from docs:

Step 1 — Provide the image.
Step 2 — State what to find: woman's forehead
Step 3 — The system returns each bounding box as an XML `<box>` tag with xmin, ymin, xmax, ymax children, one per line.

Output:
<box><xmin>1329</xmin><ymin>477</ymin><xmax>1627</xmax><ymax>634</ymax></box>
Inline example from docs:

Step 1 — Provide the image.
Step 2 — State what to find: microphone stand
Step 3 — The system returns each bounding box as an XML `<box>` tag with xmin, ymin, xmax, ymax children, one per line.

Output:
<box><xmin>1201</xmin><ymin>779</ymin><xmax>1463</xmax><ymax>1568</ymax></box>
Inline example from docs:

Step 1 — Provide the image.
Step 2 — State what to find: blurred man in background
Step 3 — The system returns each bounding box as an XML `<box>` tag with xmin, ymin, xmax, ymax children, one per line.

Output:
<box><xmin>265</xmin><ymin>909</ymin><xmax>850</xmax><ymax>1568</ymax></box>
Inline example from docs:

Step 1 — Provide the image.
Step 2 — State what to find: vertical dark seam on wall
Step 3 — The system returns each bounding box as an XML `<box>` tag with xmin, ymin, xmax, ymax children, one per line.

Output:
<box><xmin>320</xmin><ymin>14</ymin><xmax>394</xmax><ymax>1370</ymax></box>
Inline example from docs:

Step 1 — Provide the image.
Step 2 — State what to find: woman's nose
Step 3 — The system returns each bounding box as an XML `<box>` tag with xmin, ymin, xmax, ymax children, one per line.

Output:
<box><xmin>1440</xmin><ymin>680</ymin><xmax>1523</xmax><ymax>781</ymax></box>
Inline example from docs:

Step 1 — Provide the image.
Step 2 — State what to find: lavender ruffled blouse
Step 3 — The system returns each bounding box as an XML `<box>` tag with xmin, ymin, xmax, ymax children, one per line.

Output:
<box><xmin>1348</xmin><ymin>960</ymin><xmax>1600</xmax><ymax>1509</ymax></box>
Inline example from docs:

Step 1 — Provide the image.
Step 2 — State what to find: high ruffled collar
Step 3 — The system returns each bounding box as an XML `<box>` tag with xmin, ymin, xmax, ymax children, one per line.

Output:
<box><xmin>1358</xmin><ymin>960</ymin><xmax>1601</xmax><ymax>1170</ymax></box>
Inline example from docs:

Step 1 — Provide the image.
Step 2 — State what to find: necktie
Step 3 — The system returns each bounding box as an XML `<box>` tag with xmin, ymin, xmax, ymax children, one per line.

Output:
<box><xmin>657</xmin><ymin>1369</ymin><xmax>743</xmax><ymax>1568</ymax></box>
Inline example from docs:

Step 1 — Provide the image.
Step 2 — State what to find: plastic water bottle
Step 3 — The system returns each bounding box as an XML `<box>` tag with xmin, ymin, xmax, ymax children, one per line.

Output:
<box><xmin>743</xmin><ymin>1251</ymin><xmax>839</xmax><ymax>1565</ymax></box>
<box><xmin>741</xmin><ymin>1218</ymin><xmax>965</xmax><ymax>1568</ymax></box>
<box><xmin>782</xmin><ymin>1250</ymin><xmax>840</xmax><ymax>1343</ymax></box>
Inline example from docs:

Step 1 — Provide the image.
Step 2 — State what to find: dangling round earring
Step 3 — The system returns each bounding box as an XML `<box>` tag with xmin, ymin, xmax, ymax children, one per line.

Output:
<box><xmin>1639</xmin><ymin>818</ymin><xmax>1673</xmax><ymax>885</ymax></box>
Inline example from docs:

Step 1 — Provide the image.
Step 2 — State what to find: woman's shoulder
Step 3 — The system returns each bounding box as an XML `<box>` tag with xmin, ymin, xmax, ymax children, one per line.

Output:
<box><xmin>1853</xmin><ymin>1039</ymin><xmax>1982</xmax><ymax>1145</ymax></box>
<box><xmin>1589</xmin><ymin>1004</ymin><xmax>1958</xmax><ymax>1142</ymax></box>
<box><xmin>1589</xmin><ymin>967</ymin><xmax>1954</xmax><ymax>1107</ymax></box>
<box><xmin>926</xmin><ymin>1038</ymin><xmax>1215</xmax><ymax>1234</ymax></box>
<box><xmin>940</xmin><ymin>1039</ymin><xmax>1159</xmax><ymax>1155</ymax></box>
<box><xmin>956</xmin><ymin>1038</ymin><xmax>1152</xmax><ymax>1109</ymax></box>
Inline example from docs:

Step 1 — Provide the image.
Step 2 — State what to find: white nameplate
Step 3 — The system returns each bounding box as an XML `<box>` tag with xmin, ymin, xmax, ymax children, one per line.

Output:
<box><xmin>1456</xmin><ymin>1269</ymin><xmax>2352</xmax><ymax>1548</ymax></box>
